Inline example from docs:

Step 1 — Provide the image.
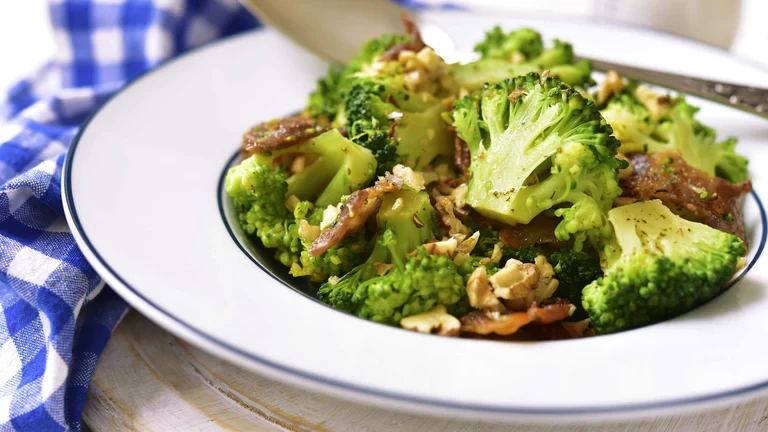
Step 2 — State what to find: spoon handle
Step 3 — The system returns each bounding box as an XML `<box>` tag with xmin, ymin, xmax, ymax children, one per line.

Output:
<box><xmin>585</xmin><ymin>57</ymin><xmax>768</xmax><ymax>120</ymax></box>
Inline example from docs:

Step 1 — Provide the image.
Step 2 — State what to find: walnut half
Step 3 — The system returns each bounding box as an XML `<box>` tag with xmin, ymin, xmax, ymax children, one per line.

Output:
<box><xmin>400</xmin><ymin>305</ymin><xmax>460</xmax><ymax>337</ymax></box>
<box><xmin>533</xmin><ymin>255</ymin><xmax>559</xmax><ymax>302</ymax></box>
<box><xmin>489</xmin><ymin>259</ymin><xmax>540</xmax><ymax>311</ymax></box>
<box><xmin>466</xmin><ymin>266</ymin><xmax>503</xmax><ymax>311</ymax></box>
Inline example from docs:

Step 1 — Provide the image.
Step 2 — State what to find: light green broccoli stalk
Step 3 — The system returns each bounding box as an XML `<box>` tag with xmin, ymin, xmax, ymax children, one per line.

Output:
<box><xmin>453</xmin><ymin>26</ymin><xmax>594</xmax><ymax>91</ymax></box>
<box><xmin>318</xmin><ymin>189</ymin><xmax>466</xmax><ymax>324</ymax></box>
<box><xmin>583</xmin><ymin>199</ymin><xmax>747</xmax><ymax>334</ymax></box>
<box><xmin>600</xmin><ymin>88</ymin><xmax>748</xmax><ymax>183</ymax></box>
<box><xmin>450</xmin><ymin>72</ymin><xmax>626</xmax><ymax>251</ymax></box>
<box><xmin>255</xmin><ymin>129</ymin><xmax>378</xmax><ymax>208</ymax></box>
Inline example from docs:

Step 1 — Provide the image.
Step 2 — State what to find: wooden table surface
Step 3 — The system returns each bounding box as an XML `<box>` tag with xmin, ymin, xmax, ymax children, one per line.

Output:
<box><xmin>83</xmin><ymin>311</ymin><xmax>768</xmax><ymax>431</ymax></box>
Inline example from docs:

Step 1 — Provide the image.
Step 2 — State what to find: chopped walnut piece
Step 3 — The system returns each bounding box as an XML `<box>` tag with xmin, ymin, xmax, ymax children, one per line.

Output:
<box><xmin>298</xmin><ymin>220</ymin><xmax>321</xmax><ymax>243</ymax></box>
<box><xmin>533</xmin><ymin>255</ymin><xmax>559</xmax><ymax>302</ymax></box>
<box><xmin>374</xmin><ymin>262</ymin><xmax>395</xmax><ymax>276</ymax></box>
<box><xmin>507</xmin><ymin>87</ymin><xmax>526</xmax><ymax>104</ymax></box>
<box><xmin>400</xmin><ymin>305</ymin><xmax>460</xmax><ymax>337</ymax></box>
<box><xmin>419</xmin><ymin>237</ymin><xmax>458</xmax><ymax>257</ymax></box>
<box><xmin>457</xmin><ymin>231</ymin><xmax>479</xmax><ymax>254</ymax></box>
<box><xmin>320</xmin><ymin>203</ymin><xmax>341</xmax><ymax>232</ymax></box>
<box><xmin>392</xmin><ymin>164</ymin><xmax>426</xmax><ymax>191</ymax></box>
<box><xmin>540</xmin><ymin>69</ymin><xmax>550</xmax><ymax>84</ymax></box>
<box><xmin>489</xmin><ymin>259</ymin><xmax>540</xmax><ymax>311</ymax></box>
<box><xmin>466</xmin><ymin>267</ymin><xmax>503</xmax><ymax>311</ymax></box>
<box><xmin>633</xmin><ymin>85</ymin><xmax>675</xmax><ymax>121</ymax></box>
<box><xmin>480</xmin><ymin>243</ymin><xmax>504</xmax><ymax>265</ymax></box>
<box><xmin>434</xmin><ymin>196</ymin><xmax>468</xmax><ymax>237</ymax></box>
<box><xmin>596</xmin><ymin>70</ymin><xmax>625</xmax><ymax>106</ymax></box>
<box><xmin>450</xmin><ymin>184</ymin><xmax>468</xmax><ymax>209</ymax></box>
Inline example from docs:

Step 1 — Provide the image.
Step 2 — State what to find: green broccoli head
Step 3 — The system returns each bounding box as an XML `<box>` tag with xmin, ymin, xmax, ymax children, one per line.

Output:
<box><xmin>306</xmin><ymin>66</ymin><xmax>344</xmax><ymax>120</ymax></box>
<box><xmin>583</xmin><ymin>200</ymin><xmax>747</xmax><ymax>334</ymax></box>
<box><xmin>450</xmin><ymin>72</ymin><xmax>626</xmax><ymax>251</ymax></box>
<box><xmin>534</xmin><ymin>39</ymin><xmax>575</xmax><ymax>68</ymax></box>
<box><xmin>225</xmin><ymin>156</ymin><xmax>294</xmax><ymax>246</ymax></box>
<box><xmin>291</xmin><ymin>200</ymin><xmax>370</xmax><ymax>282</ymax></box>
<box><xmin>225</xmin><ymin>158</ymin><xmax>303</xmax><ymax>266</ymax></box>
<box><xmin>474</xmin><ymin>26</ymin><xmax>544</xmax><ymax>62</ymax></box>
<box><xmin>343</xmin><ymin>59</ymin><xmax>456</xmax><ymax>173</ymax></box>
<box><xmin>357</xmin><ymin>244</ymin><xmax>466</xmax><ymax>323</ymax></box>
<box><xmin>344</xmin><ymin>80</ymin><xmax>402</xmax><ymax>175</ymax></box>
<box><xmin>454</xmin><ymin>28</ymin><xmax>593</xmax><ymax>91</ymax></box>
<box><xmin>305</xmin><ymin>34</ymin><xmax>411</xmax><ymax>122</ymax></box>
<box><xmin>346</xmin><ymin>34</ymin><xmax>410</xmax><ymax>77</ymax></box>
<box><xmin>318</xmin><ymin>189</ymin><xmax>463</xmax><ymax>323</ymax></box>
<box><xmin>226</xmin><ymin>129</ymin><xmax>379</xmax><ymax>275</ymax></box>
<box><xmin>600</xmin><ymin>89</ymin><xmax>748</xmax><ymax>183</ymax></box>
<box><xmin>548</xmin><ymin>248</ymin><xmax>602</xmax><ymax>319</ymax></box>
<box><xmin>293</xmin><ymin>229</ymin><xmax>370</xmax><ymax>283</ymax></box>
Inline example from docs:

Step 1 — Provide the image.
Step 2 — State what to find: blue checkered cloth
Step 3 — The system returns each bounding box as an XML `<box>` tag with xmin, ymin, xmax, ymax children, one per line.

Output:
<box><xmin>0</xmin><ymin>1</ymin><xmax>259</xmax><ymax>430</ymax></box>
<box><xmin>0</xmin><ymin>0</ymin><xmax>467</xmax><ymax>429</ymax></box>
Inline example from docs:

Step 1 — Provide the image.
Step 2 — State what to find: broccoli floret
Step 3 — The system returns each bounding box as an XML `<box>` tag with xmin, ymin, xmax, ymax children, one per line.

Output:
<box><xmin>344</xmin><ymin>62</ymin><xmax>455</xmax><ymax>173</ymax></box>
<box><xmin>357</xmin><ymin>243</ymin><xmax>466</xmax><ymax>323</ymax></box>
<box><xmin>344</xmin><ymin>81</ymin><xmax>401</xmax><ymax>175</ymax></box>
<box><xmin>474</xmin><ymin>26</ymin><xmax>544</xmax><ymax>61</ymax></box>
<box><xmin>293</xmin><ymin>228</ymin><xmax>371</xmax><ymax>282</ymax></box>
<box><xmin>226</xmin><ymin>129</ymin><xmax>377</xmax><ymax>276</ymax></box>
<box><xmin>225</xmin><ymin>157</ymin><xmax>296</xmax><ymax>249</ymax></box>
<box><xmin>345</xmin><ymin>34</ymin><xmax>410</xmax><ymax>78</ymax></box>
<box><xmin>306</xmin><ymin>66</ymin><xmax>344</xmax><ymax>120</ymax></box>
<box><xmin>450</xmin><ymin>73</ymin><xmax>625</xmax><ymax>251</ymax></box>
<box><xmin>225</xmin><ymin>160</ymin><xmax>302</xmax><ymax>267</ymax></box>
<box><xmin>305</xmin><ymin>35</ymin><xmax>411</xmax><ymax>122</ymax></box>
<box><xmin>256</xmin><ymin>129</ymin><xmax>378</xmax><ymax>208</ymax></box>
<box><xmin>318</xmin><ymin>189</ymin><xmax>465</xmax><ymax>323</ymax></box>
<box><xmin>453</xmin><ymin>27</ymin><xmax>594</xmax><ymax>91</ymax></box>
<box><xmin>583</xmin><ymin>200</ymin><xmax>747</xmax><ymax>334</ymax></box>
<box><xmin>601</xmin><ymin>89</ymin><xmax>748</xmax><ymax>183</ymax></box>
<box><xmin>548</xmin><ymin>248</ymin><xmax>602</xmax><ymax>319</ymax></box>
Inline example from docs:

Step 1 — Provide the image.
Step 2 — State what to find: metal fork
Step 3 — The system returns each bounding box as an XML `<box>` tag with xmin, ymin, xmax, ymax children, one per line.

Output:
<box><xmin>239</xmin><ymin>0</ymin><xmax>768</xmax><ymax>120</ymax></box>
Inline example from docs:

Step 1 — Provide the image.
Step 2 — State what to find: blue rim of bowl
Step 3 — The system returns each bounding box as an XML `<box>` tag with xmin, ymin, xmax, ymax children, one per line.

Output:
<box><xmin>64</xmin><ymin>25</ymin><xmax>768</xmax><ymax>416</ymax></box>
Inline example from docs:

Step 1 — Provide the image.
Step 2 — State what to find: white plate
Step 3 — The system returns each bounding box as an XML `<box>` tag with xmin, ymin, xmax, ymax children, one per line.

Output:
<box><xmin>62</xmin><ymin>11</ymin><xmax>768</xmax><ymax>423</ymax></box>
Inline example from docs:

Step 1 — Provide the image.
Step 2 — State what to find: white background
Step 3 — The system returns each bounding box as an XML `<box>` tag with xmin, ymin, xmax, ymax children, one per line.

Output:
<box><xmin>2</xmin><ymin>0</ymin><xmax>768</xmax><ymax>95</ymax></box>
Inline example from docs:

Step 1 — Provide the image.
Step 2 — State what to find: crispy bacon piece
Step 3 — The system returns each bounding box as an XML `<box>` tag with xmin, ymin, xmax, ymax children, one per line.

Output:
<box><xmin>619</xmin><ymin>152</ymin><xmax>752</xmax><ymax>241</ymax></box>
<box><xmin>459</xmin><ymin>301</ymin><xmax>573</xmax><ymax>336</ymax></box>
<box><xmin>380</xmin><ymin>11</ymin><xmax>426</xmax><ymax>61</ymax></box>
<box><xmin>498</xmin><ymin>214</ymin><xmax>566</xmax><ymax>249</ymax></box>
<box><xmin>309</xmin><ymin>182</ymin><xmax>401</xmax><ymax>256</ymax></box>
<box><xmin>454</xmin><ymin>135</ymin><xmax>471</xmax><ymax>176</ymax></box>
<box><xmin>242</xmin><ymin>113</ymin><xmax>330</xmax><ymax>154</ymax></box>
